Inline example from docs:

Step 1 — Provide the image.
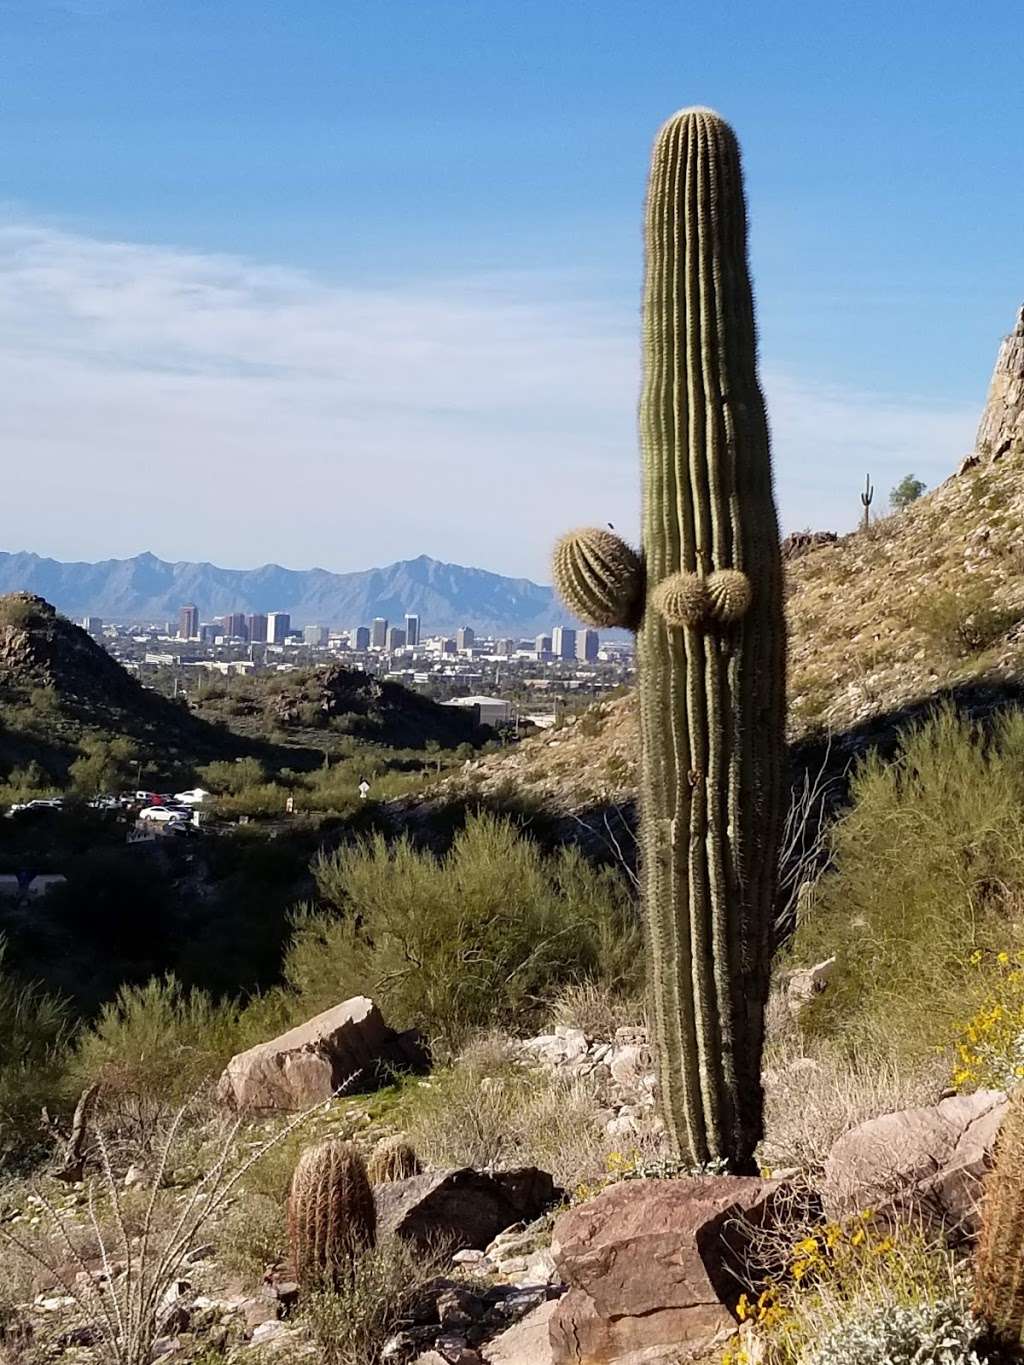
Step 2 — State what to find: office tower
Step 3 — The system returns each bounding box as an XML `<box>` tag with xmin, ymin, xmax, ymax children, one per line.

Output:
<box><xmin>386</xmin><ymin>625</ymin><xmax>407</xmax><ymax>650</ymax></box>
<box><xmin>534</xmin><ymin>633</ymin><xmax>552</xmax><ymax>656</ymax></box>
<box><xmin>304</xmin><ymin>624</ymin><xmax>329</xmax><ymax>646</ymax></box>
<box><xmin>441</xmin><ymin>638</ymin><xmax>457</xmax><ymax>655</ymax></box>
<box><xmin>199</xmin><ymin>624</ymin><xmax>218</xmax><ymax>644</ymax></box>
<box><xmin>495</xmin><ymin>638</ymin><xmax>516</xmax><ymax>657</ymax></box>
<box><xmin>404</xmin><ymin>613</ymin><xmax>420</xmax><ymax>647</ymax></box>
<box><xmin>247</xmin><ymin>613</ymin><xmax>268</xmax><ymax>643</ymax></box>
<box><xmin>81</xmin><ymin>616</ymin><xmax>103</xmax><ymax>636</ymax></box>
<box><xmin>354</xmin><ymin>626</ymin><xmax>371</xmax><ymax>651</ymax></box>
<box><xmin>577</xmin><ymin>627</ymin><xmax>600</xmax><ymax>663</ymax></box>
<box><xmin>456</xmin><ymin>626</ymin><xmax>475</xmax><ymax>651</ymax></box>
<box><xmin>178</xmin><ymin>604</ymin><xmax>200</xmax><ymax>640</ymax></box>
<box><xmin>223</xmin><ymin>612</ymin><xmax>248</xmax><ymax>640</ymax></box>
<box><xmin>371</xmin><ymin>617</ymin><xmax>388</xmax><ymax>648</ymax></box>
<box><xmin>266</xmin><ymin>611</ymin><xmax>291</xmax><ymax>644</ymax></box>
<box><xmin>552</xmin><ymin>626</ymin><xmax>577</xmax><ymax>660</ymax></box>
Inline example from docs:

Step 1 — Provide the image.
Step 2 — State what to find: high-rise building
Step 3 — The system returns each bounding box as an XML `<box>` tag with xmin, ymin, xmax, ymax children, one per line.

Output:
<box><xmin>178</xmin><ymin>604</ymin><xmax>200</xmax><ymax>640</ymax></box>
<box><xmin>304</xmin><ymin>624</ymin><xmax>329</xmax><ymax>647</ymax></box>
<box><xmin>199</xmin><ymin>624</ymin><xmax>218</xmax><ymax>644</ymax></box>
<box><xmin>386</xmin><ymin>625</ymin><xmax>407</xmax><ymax>651</ymax></box>
<box><xmin>354</xmin><ymin>626</ymin><xmax>371</xmax><ymax>651</ymax></box>
<box><xmin>576</xmin><ymin>628</ymin><xmax>600</xmax><ymax>663</ymax></box>
<box><xmin>81</xmin><ymin>616</ymin><xmax>103</xmax><ymax>636</ymax></box>
<box><xmin>534</xmin><ymin>633</ymin><xmax>552</xmax><ymax>657</ymax></box>
<box><xmin>222</xmin><ymin>612</ymin><xmax>248</xmax><ymax>640</ymax></box>
<box><xmin>552</xmin><ymin>626</ymin><xmax>577</xmax><ymax>660</ymax></box>
<box><xmin>456</xmin><ymin>626</ymin><xmax>475</xmax><ymax>651</ymax></box>
<box><xmin>495</xmin><ymin>638</ymin><xmax>516</xmax><ymax>657</ymax></box>
<box><xmin>404</xmin><ymin>614</ymin><xmax>420</xmax><ymax>647</ymax></box>
<box><xmin>247</xmin><ymin>613</ymin><xmax>268</xmax><ymax>643</ymax></box>
<box><xmin>371</xmin><ymin>617</ymin><xmax>389</xmax><ymax>648</ymax></box>
<box><xmin>266</xmin><ymin>611</ymin><xmax>291</xmax><ymax>644</ymax></box>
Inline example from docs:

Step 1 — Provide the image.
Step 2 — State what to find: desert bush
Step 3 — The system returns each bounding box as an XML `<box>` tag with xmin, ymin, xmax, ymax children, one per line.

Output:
<box><xmin>69</xmin><ymin>734</ymin><xmax>139</xmax><ymax>797</ymax></box>
<box><xmin>728</xmin><ymin>1211</ymin><xmax>981</xmax><ymax>1365</ymax></box>
<box><xmin>301</xmin><ymin>1238</ymin><xmax>450</xmax><ymax>1365</ymax></box>
<box><xmin>549</xmin><ymin>979</ymin><xmax>645</xmax><ymax>1039</ymax></box>
<box><xmin>791</xmin><ymin>706</ymin><xmax>1024</xmax><ymax>1060</ymax></box>
<box><xmin>0</xmin><ymin>945</ymin><xmax>70</xmax><ymax>1161</ymax></box>
<box><xmin>0</xmin><ymin>1096</ymin><xmax>323</xmax><ymax>1365</ymax></box>
<box><xmin>68</xmin><ymin>975</ymin><xmax>244</xmax><ymax>1108</ymax></box>
<box><xmin>0</xmin><ymin>597</ymin><xmax>49</xmax><ymax>629</ymax></box>
<box><xmin>283</xmin><ymin>812</ymin><xmax>642</xmax><ymax>1047</ymax></box>
<box><xmin>197</xmin><ymin>757</ymin><xmax>267</xmax><ymax>794</ymax></box>
<box><xmin>395</xmin><ymin>1041</ymin><xmax>665</xmax><ymax>1189</ymax></box>
<box><xmin>917</xmin><ymin>584</ymin><xmax>1019</xmax><ymax>658</ymax></box>
<box><xmin>761</xmin><ymin>1037</ymin><xmax>945</xmax><ymax>1173</ymax></box>
<box><xmin>949</xmin><ymin>948</ymin><xmax>1024</xmax><ymax>1090</ymax></box>
<box><xmin>889</xmin><ymin>474</ymin><xmax>926</xmax><ymax>512</ymax></box>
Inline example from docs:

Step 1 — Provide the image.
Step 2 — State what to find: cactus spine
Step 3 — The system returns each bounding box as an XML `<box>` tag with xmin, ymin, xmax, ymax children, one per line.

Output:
<box><xmin>552</xmin><ymin>108</ymin><xmax>785</xmax><ymax>1170</ymax></box>
<box><xmin>287</xmin><ymin>1138</ymin><xmax>376</xmax><ymax>1288</ymax></box>
<box><xmin>973</xmin><ymin>1093</ymin><xmax>1024</xmax><ymax>1344</ymax></box>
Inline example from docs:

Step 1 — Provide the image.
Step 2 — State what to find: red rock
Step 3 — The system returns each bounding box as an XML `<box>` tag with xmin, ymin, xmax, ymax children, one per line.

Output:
<box><xmin>548</xmin><ymin>1176</ymin><xmax>784</xmax><ymax>1364</ymax></box>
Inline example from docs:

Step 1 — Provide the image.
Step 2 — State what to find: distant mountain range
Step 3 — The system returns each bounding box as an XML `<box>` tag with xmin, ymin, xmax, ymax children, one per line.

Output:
<box><xmin>0</xmin><ymin>551</ymin><xmax>569</xmax><ymax>637</ymax></box>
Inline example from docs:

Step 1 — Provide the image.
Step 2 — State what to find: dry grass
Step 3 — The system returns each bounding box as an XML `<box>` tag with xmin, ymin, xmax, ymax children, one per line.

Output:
<box><xmin>760</xmin><ymin>1028</ymin><xmax>947</xmax><ymax>1174</ymax></box>
<box><xmin>396</xmin><ymin>1037</ymin><xmax>666</xmax><ymax>1190</ymax></box>
<box><xmin>548</xmin><ymin>979</ymin><xmax>646</xmax><ymax>1039</ymax></box>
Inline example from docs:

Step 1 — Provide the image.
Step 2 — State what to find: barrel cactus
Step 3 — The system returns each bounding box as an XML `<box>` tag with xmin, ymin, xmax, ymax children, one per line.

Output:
<box><xmin>287</xmin><ymin>1138</ymin><xmax>376</xmax><ymax>1288</ymax></box>
<box><xmin>366</xmin><ymin>1133</ymin><xmax>421</xmax><ymax>1184</ymax></box>
<box><xmin>552</xmin><ymin>107</ymin><xmax>785</xmax><ymax>1170</ymax></box>
<box><xmin>973</xmin><ymin>1091</ymin><xmax>1024</xmax><ymax>1344</ymax></box>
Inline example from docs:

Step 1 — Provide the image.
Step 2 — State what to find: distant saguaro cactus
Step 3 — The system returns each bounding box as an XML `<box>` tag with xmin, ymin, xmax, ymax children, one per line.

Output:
<box><xmin>551</xmin><ymin>107</ymin><xmax>786</xmax><ymax>1170</ymax></box>
<box><xmin>367</xmin><ymin>1133</ymin><xmax>421</xmax><ymax>1184</ymax></box>
<box><xmin>860</xmin><ymin>473</ymin><xmax>874</xmax><ymax>530</ymax></box>
<box><xmin>287</xmin><ymin>1138</ymin><xmax>376</xmax><ymax>1288</ymax></box>
<box><xmin>973</xmin><ymin>1094</ymin><xmax>1024</xmax><ymax>1344</ymax></box>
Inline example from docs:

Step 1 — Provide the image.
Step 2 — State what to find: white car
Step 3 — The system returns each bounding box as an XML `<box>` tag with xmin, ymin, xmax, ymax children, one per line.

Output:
<box><xmin>139</xmin><ymin>806</ymin><xmax>190</xmax><ymax>825</ymax></box>
<box><xmin>173</xmin><ymin>788</ymin><xmax>210</xmax><ymax>806</ymax></box>
<box><xmin>27</xmin><ymin>798</ymin><xmax>63</xmax><ymax>810</ymax></box>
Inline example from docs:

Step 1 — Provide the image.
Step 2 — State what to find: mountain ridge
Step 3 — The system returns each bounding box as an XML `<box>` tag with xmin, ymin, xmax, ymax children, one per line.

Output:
<box><xmin>0</xmin><ymin>550</ymin><xmax>565</xmax><ymax>636</ymax></box>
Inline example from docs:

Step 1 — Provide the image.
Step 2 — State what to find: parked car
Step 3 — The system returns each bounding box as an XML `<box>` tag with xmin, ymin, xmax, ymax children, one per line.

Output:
<box><xmin>139</xmin><ymin>806</ymin><xmax>190</xmax><ymax>825</ymax></box>
<box><xmin>27</xmin><ymin>798</ymin><xmax>63</xmax><ymax>810</ymax></box>
<box><xmin>87</xmin><ymin>795</ymin><xmax>120</xmax><ymax>810</ymax></box>
<box><xmin>173</xmin><ymin>788</ymin><xmax>211</xmax><ymax>806</ymax></box>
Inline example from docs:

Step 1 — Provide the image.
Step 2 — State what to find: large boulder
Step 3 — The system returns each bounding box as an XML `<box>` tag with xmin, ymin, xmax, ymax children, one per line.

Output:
<box><xmin>821</xmin><ymin>1089</ymin><xmax>1008</xmax><ymax>1238</ymax></box>
<box><xmin>217</xmin><ymin>997</ymin><xmax>427</xmax><ymax>1110</ymax></box>
<box><xmin>482</xmin><ymin>1301</ymin><xmax>558</xmax><ymax>1364</ymax></box>
<box><xmin>377</xmin><ymin>1168</ymin><xmax>560</xmax><ymax>1253</ymax></box>
<box><xmin>548</xmin><ymin>1176</ymin><xmax>785</xmax><ymax>1364</ymax></box>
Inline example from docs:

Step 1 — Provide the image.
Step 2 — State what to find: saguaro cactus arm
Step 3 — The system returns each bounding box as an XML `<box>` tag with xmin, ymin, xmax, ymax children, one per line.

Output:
<box><xmin>552</xmin><ymin>527</ymin><xmax>645</xmax><ymax>629</ymax></box>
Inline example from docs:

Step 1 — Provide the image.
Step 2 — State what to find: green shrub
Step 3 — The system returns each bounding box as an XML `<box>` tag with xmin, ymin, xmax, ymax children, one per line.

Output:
<box><xmin>68</xmin><ymin>975</ymin><xmax>244</xmax><ymax>1103</ymax></box>
<box><xmin>69</xmin><ymin>735</ymin><xmax>139</xmax><ymax>797</ymax></box>
<box><xmin>917</xmin><ymin>585</ymin><xmax>1019</xmax><ymax>658</ymax></box>
<box><xmin>197</xmin><ymin>757</ymin><xmax>267</xmax><ymax>794</ymax></box>
<box><xmin>283</xmin><ymin>812</ymin><xmax>642</xmax><ymax>1047</ymax></box>
<box><xmin>0</xmin><ymin>945</ymin><xmax>70</xmax><ymax>1160</ymax></box>
<box><xmin>792</xmin><ymin>706</ymin><xmax>1024</xmax><ymax>1060</ymax></box>
<box><xmin>889</xmin><ymin>474</ymin><xmax>926</xmax><ymax>512</ymax></box>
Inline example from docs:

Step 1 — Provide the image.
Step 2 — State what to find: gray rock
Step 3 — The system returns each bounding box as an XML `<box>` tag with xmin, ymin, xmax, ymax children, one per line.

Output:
<box><xmin>481</xmin><ymin>1301</ymin><xmax>558</xmax><ymax>1365</ymax></box>
<box><xmin>821</xmin><ymin>1088</ymin><xmax>1008</xmax><ymax>1238</ymax></box>
<box><xmin>377</xmin><ymin>1168</ymin><xmax>559</xmax><ymax>1252</ymax></box>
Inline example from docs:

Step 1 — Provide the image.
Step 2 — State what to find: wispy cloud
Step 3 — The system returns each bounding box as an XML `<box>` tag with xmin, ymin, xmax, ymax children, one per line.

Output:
<box><xmin>0</xmin><ymin>223</ymin><xmax>978</xmax><ymax>579</ymax></box>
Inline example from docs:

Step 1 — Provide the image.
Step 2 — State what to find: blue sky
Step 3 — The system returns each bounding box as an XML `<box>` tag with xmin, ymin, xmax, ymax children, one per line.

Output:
<box><xmin>1</xmin><ymin>0</ymin><xmax>1021</xmax><ymax>579</ymax></box>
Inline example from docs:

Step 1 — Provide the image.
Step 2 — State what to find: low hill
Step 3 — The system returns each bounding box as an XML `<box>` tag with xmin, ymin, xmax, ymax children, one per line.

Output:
<box><xmin>0</xmin><ymin>550</ymin><xmax>563</xmax><ymax>636</ymax></box>
<box><xmin>191</xmin><ymin>662</ymin><xmax>485</xmax><ymax>751</ymax></box>
<box><xmin>0</xmin><ymin>593</ymin><xmax>235</xmax><ymax>782</ymax></box>
<box><xmin>419</xmin><ymin>446</ymin><xmax>1024</xmax><ymax>815</ymax></box>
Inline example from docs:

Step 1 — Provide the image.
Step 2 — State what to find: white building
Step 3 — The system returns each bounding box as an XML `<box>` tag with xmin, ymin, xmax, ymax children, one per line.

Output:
<box><xmin>552</xmin><ymin>626</ymin><xmax>577</xmax><ymax>660</ymax></box>
<box><xmin>443</xmin><ymin>694</ymin><xmax>512</xmax><ymax>727</ymax></box>
<box><xmin>303</xmin><ymin>624</ymin><xmax>329</xmax><ymax>646</ymax></box>
<box><xmin>266</xmin><ymin>611</ymin><xmax>291</xmax><ymax>644</ymax></box>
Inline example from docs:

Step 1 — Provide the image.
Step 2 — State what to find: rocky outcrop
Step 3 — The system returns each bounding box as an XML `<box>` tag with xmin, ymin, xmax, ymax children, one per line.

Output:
<box><xmin>821</xmin><ymin>1088</ymin><xmax>1008</xmax><ymax>1238</ymax></box>
<box><xmin>376</xmin><ymin>1167</ymin><xmax>561</xmax><ymax>1253</ymax></box>
<box><xmin>216</xmin><ymin>997</ymin><xmax>427</xmax><ymax>1110</ymax></box>
<box><xmin>782</xmin><ymin>531</ymin><xmax>838</xmax><ymax>561</ymax></box>
<box><xmin>976</xmin><ymin>306</ymin><xmax>1024</xmax><ymax>460</ymax></box>
<box><xmin>517</xmin><ymin>1026</ymin><xmax>659</xmax><ymax>1138</ymax></box>
<box><xmin>548</xmin><ymin>1176</ymin><xmax>785</xmax><ymax>1364</ymax></box>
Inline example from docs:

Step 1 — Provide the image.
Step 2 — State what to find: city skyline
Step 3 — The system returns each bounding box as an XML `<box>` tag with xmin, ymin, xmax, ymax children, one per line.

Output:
<box><xmin>3</xmin><ymin>4</ymin><xmax>1019</xmax><ymax>577</ymax></box>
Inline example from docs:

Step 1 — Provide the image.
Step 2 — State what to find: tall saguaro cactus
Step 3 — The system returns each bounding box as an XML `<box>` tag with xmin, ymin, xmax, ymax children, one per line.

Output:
<box><xmin>553</xmin><ymin>108</ymin><xmax>785</xmax><ymax>1170</ymax></box>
